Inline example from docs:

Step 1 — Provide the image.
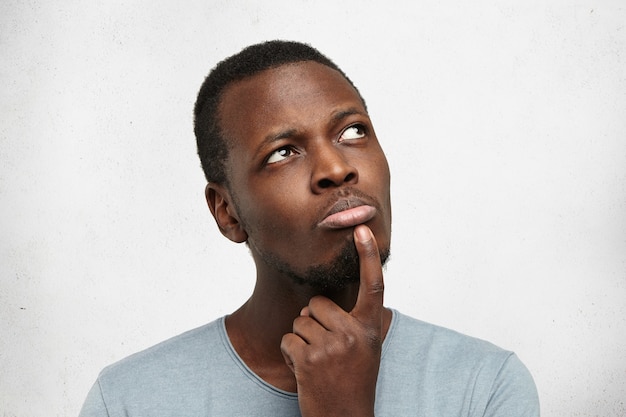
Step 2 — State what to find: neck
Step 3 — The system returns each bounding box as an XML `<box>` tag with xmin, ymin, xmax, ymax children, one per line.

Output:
<box><xmin>224</xmin><ymin>268</ymin><xmax>360</xmax><ymax>392</ymax></box>
<box><xmin>228</xmin><ymin>269</ymin><xmax>361</xmax><ymax>349</ymax></box>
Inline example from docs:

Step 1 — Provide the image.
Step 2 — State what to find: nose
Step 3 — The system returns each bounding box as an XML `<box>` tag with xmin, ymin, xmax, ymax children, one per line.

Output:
<box><xmin>310</xmin><ymin>143</ymin><xmax>358</xmax><ymax>193</ymax></box>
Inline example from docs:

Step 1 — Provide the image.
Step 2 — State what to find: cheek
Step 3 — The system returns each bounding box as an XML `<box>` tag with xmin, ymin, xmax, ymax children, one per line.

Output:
<box><xmin>238</xmin><ymin>181</ymin><xmax>311</xmax><ymax>240</ymax></box>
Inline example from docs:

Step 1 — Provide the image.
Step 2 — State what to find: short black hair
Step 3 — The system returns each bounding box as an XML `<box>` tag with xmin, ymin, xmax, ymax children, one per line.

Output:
<box><xmin>193</xmin><ymin>40</ymin><xmax>365</xmax><ymax>184</ymax></box>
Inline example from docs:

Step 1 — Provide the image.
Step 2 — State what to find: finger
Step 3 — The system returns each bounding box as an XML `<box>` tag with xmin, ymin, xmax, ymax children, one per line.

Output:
<box><xmin>350</xmin><ymin>224</ymin><xmax>384</xmax><ymax>327</ymax></box>
<box><xmin>280</xmin><ymin>333</ymin><xmax>307</xmax><ymax>374</ymax></box>
<box><xmin>304</xmin><ymin>295</ymin><xmax>345</xmax><ymax>331</ymax></box>
<box><xmin>292</xmin><ymin>314</ymin><xmax>327</xmax><ymax>344</ymax></box>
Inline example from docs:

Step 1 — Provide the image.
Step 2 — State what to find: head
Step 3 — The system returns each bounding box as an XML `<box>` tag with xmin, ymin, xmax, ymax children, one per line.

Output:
<box><xmin>194</xmin><ymin>41</ymin><xmax>391</xmax><ymax>292</ymax></box>
<box><xmin>194</xmin><ymin>40</ymin><xmax>366</xmax><ymax>186</ymax></box>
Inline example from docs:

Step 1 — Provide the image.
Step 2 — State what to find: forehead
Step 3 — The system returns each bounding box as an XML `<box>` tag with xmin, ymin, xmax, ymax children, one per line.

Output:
<box><xmin>217</xmin><ymin>61</ymin><xmax>365</xmax><ymax>148</ymax></box>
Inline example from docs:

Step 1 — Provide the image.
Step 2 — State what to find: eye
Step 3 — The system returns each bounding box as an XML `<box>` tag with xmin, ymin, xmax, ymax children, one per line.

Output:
<box><xmin>266</xmin><ymin>146</ymin><xmax>297</xmax><ymax>164</ymax></box>
<box><xmin>339</xmin><ymin>124</ymin><xmax>366</xmax><ymax>141</ymax></box>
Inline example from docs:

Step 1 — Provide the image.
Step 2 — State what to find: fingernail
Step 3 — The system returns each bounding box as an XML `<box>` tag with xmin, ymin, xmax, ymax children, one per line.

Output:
<box><xmin>355</xmin><ymin>225</ymin><xmax>372</xmax><ymax>243</ymax></box>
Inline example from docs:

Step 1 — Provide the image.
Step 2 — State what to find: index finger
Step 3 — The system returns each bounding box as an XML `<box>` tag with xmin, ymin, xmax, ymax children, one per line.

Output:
<box><xmin>350</xmin><ymin>224</ymin><xmax>384</xmax><ymax>327</ymax></box>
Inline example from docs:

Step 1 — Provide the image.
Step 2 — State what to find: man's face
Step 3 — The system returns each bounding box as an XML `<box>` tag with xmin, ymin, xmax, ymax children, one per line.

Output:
<box><xmin>217</xmin><ymin>61</ymin><xmax>391</xmax><ymax>289</ymax></box>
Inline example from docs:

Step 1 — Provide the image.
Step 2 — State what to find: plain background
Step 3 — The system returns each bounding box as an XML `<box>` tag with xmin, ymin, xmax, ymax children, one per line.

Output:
<box><xmin>1</xmin><ymin>1</ymin><xmax>625</xmax><ymax>416</ymax></box>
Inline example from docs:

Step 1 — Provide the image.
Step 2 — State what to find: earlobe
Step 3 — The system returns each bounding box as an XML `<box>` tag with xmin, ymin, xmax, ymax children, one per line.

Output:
<box><xmin>205</xmin><ymin>183</ymin><xmax>248</xmax><ymax>243</ymax></box>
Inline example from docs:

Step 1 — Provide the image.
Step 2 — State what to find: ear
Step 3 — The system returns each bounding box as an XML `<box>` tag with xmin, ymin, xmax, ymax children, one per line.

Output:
<box><xmin>205</xmin><ymin>183</ymin><xmax>248</xmax><ymax>243</ymax></box>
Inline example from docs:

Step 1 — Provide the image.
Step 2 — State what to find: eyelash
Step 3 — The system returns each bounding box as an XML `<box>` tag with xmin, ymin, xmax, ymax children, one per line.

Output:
<box><xmin>264</xmin><ymin>123</ymin><xmax>368</xmax><ymax>165</ymax></box>
<box><xmin>266</xmin><ymin>146</ymin><xmax>298</xmax><ymax>165</ymax></box>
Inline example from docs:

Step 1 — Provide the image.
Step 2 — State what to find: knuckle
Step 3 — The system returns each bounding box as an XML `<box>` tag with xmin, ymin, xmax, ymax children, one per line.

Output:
<box><xmin>333</xmin><ymin>332</ymin><xmax>356</xmax><ymax>352</ymax></box>
<box><xmin>303</xmin><ymin>348</ymin><xmax>324</xmax><ymax>366</ymax></box>
<box><xmin>308</xmin><ymin>295</ymin><xmax>325</xmax><ymax>309</ymax></box>
<box><xmin>369</xmin><ymin>279</ymin><xmax>384</xmax><ymax>294</ymax></box>
<box><xmin>293</xmin><ymin>315</ymin><xmax>306</xmax><ymax>327</ymax></box>
<box><xmin>280</xmin><ymin>334</ymin><xmax>293</xmax><ymax>352</ymax></box>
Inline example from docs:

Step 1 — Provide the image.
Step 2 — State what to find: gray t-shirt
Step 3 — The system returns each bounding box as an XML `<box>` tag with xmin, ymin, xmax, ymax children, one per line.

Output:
<box><xmin>79</xmin><ymin>310</ymin><xmax>539</xmax><ymax>416</ymax></box>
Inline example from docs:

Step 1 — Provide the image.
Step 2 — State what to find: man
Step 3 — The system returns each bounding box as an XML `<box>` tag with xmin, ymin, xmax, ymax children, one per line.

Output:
<box><xmin>79</xmin><ymin>40</ymin><xmax>539</xmax><ymax>416</ymax></box>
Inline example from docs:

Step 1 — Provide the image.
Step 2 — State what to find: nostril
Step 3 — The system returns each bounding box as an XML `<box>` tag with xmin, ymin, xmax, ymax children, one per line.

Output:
<box><xmin>312</xmin><ymin>152</ymin><xmax>359</xmax><ymax>191</ymax></box>
<box><xmin>315</xmin><ymin>168</ymin><xmax>358</xmax><ymax>190</ymax></box>
<box><xmin>317</xmin><ymin>178</ymin><xmax>333</xmax><ymax>189</ymax></box>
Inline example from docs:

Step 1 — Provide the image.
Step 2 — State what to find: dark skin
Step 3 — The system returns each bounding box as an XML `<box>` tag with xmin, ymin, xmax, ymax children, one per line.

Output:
<box><xmin>205</xmin><ymin>61</ymin><xmax>393</xmax><ymax>416</ymax></box>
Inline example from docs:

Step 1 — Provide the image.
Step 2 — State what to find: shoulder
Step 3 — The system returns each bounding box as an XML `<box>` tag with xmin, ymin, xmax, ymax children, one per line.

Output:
<box><xmin>385</xmin><ymin>310</ymin><xmax>515</xmax><ymax>362</ymax></box>
<box><xmin>377</xmin><ymin>310</ymin><xmax>539</xmax><ymax>416</ymax></box>
<box><xmin>99</xmin><ymin>318</ymin><xmax>223</xmax><ymax>381</ymax></box>
<box><xmin>79</xmin><ymin>317</ymin><xmax>235</xmax><ymax>416</ymax></box>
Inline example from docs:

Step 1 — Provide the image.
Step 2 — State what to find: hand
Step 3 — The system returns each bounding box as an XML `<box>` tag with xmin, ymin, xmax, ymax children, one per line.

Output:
<box><xmin>280</xmin><ymin>225</ymin><xmax>384</xmax><ymax>417</ymax></box>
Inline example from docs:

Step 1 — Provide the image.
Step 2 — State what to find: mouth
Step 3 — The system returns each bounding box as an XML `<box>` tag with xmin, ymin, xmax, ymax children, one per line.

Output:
<box><xmin>317</xmin><ymin>197</ymin><xmax>377</xmax><ymax>229</ymax></box>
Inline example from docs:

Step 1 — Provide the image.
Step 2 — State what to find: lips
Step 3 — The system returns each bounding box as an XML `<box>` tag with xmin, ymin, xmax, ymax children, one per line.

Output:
<box><xmin>318</xmin><ymin>197</ymin><xmax>377</xmax><ymax>229</ymax></box>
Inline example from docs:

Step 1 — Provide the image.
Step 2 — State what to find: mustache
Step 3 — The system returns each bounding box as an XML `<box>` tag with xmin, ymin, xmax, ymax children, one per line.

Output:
<box><xmin>316</xmin><ymin>187</ymin><xmax>382</xmax><ymax>226</ymax></box>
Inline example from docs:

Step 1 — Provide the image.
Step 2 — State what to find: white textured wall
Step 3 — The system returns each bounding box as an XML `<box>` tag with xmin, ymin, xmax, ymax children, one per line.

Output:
<box><xmin>1</xmin><ymin>1</ymin><xmax>625</xmax><ymax>416</ymax></box>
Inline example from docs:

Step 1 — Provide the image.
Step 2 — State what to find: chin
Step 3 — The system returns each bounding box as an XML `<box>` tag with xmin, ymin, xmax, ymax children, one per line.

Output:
<box><xmin>287</xmin><ymin>241</ymin><xmax>390</xmax><ymax>292</ymax></box>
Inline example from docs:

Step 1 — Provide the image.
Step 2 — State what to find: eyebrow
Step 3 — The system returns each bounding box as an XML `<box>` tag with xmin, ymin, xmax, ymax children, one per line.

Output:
<box><xmin>330</xmin><ymin>107</ymin><xmax>368</xmax><ymax>124</ymax></box>
<box><xmin>253</xmin><ymin>128</ymin><xmax>299</xmax><ymax>161</ymax></box>
<box><xmin>261</xmin><ymin>128</ymin><xmax>299</xmax><ymax>147</ymax></box>
<box><xmin>255</xmin><ymin>107</ymin><xmax>369</xmax><ymax>157</ymax></box>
